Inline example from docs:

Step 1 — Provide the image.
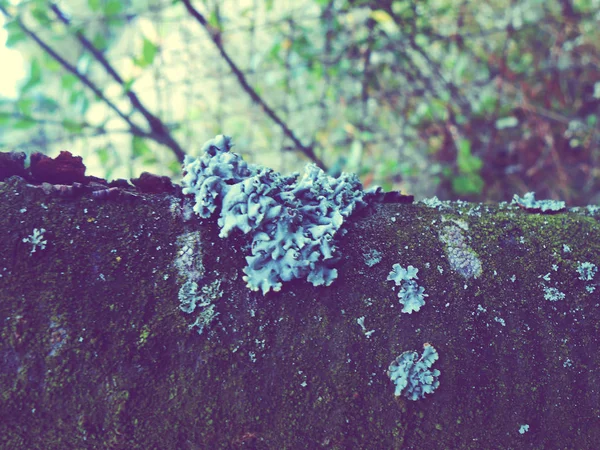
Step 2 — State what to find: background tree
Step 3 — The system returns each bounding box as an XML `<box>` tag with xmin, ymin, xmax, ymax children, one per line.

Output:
<box><xmin>1</xmin><ymin>0</ymin><xmax>599</xmax><ymax>203</ymax></box>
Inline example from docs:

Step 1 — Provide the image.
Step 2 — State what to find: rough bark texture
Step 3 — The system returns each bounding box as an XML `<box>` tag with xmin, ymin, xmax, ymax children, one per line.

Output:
<box><xmin>1</xmin><ymin>175</ymin><xmax>599</xmax><ymax>449</ymax></box>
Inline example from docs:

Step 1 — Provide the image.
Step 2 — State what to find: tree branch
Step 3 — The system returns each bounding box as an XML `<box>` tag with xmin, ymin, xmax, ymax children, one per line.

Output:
<box><xmin>180</xmin><ymin>0</ymin><xmax>326</xmax><ymax>170</ymax></box>
<box><xmin>0</xmin><ymin>6</ymin><xmax>149</xmax><ymax>142</ymax></box>
<box><xmin>49</xmin><ymin>3</ymin><xmax>186</xmax><ymax>163</ymax></box>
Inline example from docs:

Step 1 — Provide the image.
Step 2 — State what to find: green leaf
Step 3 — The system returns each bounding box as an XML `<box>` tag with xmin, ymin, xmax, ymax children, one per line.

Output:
<box><xmin>392</xmin><ymin>0</ymin><xmax>410</xmax><ymax>15</ymax></box>
<box><xmin>62</xmin><ymin>119</ymin><xmax>84</xmax><ymax>133</ymax></box>
<box><xmin>104</xmin><ymin>0</ymin><xmax>123</xmax><ymax>16</ymax></box>
<box><xmin>61</xmin><ymin>74</ymin><xmax>79</xmax><ymax>90</ymax></box>
<box><xmin>587</xmin><ymin>114</ymin><xmax>597</xmax><ymax>127</ymax></box>
<box><xmin>122</xmin><ymin>78</ymin><xmax>136</xmax><ymax>94</ymax></box>
<box><xmin>474</xmin><ymin>89</ymin><xmax>498</xmax><ymax>115</ymax></box>
<box><xmin>96</xmin><ymin>146</ymin><xmax>110</xmax><ymax>165</ymax></box>
<box><xmin>92</xmin><ymin>33</ymin><xmax>108</xmax><ymax>51</ymax></box>
<box><xmin>17</xmin><ymin>98</ymin><xmax>34</xmax><ymax>115</ymax></box>
<box><xmin>452</xmin><ymin>174</ymin><xmax>484</xmax><ymax>195</ymax></box>
<box><xmin>20</xmin><ymin>59</ymin><xmax>42</xmax><ymax>94</ymax></box>
<box><xmin>268</xmin><ymin>42</ymin><xmax>282</xmax><ymax>61</ymax></box>
<box><xmin>68</xmin><ymin>90</ymin><xmax>90</xmax><ymax>114</ymax></box>
<box><xmin>4</xmin><ymin>20</ymin><xmax>26</xmax><ymax>48</ymax></box>
<box><xmin>88</xmin><ymin>0</ymin><xmax>101</xmax><ymax>11</ymax></box>
<box><xmin>168</xmin><ymin>160</ymin><xmax>182</xmax><ymax>175</ymax></box>
<box><xmin>370</xmin><ymin>10</ymin><xmax>393</xmax><ymax>24</ymax></box>
<box><xmin>456</xmin><ymin>139</ymin><xmax>482</xmax><ymax>174</ymax></box>
<box><xmin>13</xmin><ymin>118</ymin><xmax>37</xmax><ymax>130</ymax></box>
<box><xmin>37</xmin><ymin>95</ymin><xmax>60</xmax><ymax>113</ymax></box>
<box><xmin>135</xmin><ymin>38</ymin><xmax>158</xmax><ymax>68</ymax></box>
<box><xmin>457</xmin><ymin>138</ymin><xmax>471</xmax><ymax>157</ymax></box>
<box><xmin>454</xmin><ymin>54</ymin><xmax>470</xmax><ymax>79</ymax></box>
<box><xmin>359</xmin><ymin>131</ymin><xmax>375</xmax><ymax>141</ymax></box>
<box><xmin>31</xmin><ymin>6</ymin><xmax>51</xmax><ymax>27</ymax></box>
<box><xmin>0</xmin><ymin>112</ymin><xmax>13</xmax><ymax>126</ymax></box>
<box><xmin>415</xmin><ymin>33</ymin><xmax>428</xmax><ymax>47</ymax></box>
<box><xmin>142</xmin><ymin>38</ymin><xmax>158</xmax><ymax>66</ymax></box>
<box><xmin>132</xmin><ymin>136</ymin><xmax>152</xmax><ymax>158</ymax></box>
<box><xmin>42</xmin><ymin>52</ymin><xmax>62</xmax><ymax>72</ymax></box>
<box><xmin>207</xmin><ymin>10</ymin><xmax>221</xmax><ymax>29</ymax></box>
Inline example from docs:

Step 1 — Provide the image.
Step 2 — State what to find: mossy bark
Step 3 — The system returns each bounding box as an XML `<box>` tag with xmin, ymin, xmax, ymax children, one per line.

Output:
<box><xmin>1</xmin><ymin>175</ymin><xmax>599</xmax><ymax>449</ymax></box>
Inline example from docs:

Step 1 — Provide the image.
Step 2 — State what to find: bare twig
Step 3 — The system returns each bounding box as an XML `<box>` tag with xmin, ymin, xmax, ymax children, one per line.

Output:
<box><xmin>382</xmin><ymin>3</ymin><xmax>472</xmax><ymax>116</ymax></box>
<box><xmin>49</xmin><ymin>3</ymin><xmax>186</xmax><ymax>163</ymax></box>
<box><xmin>180</xmin><ymin>0</ymin><xmax>325</xmax><ymax>169</ymax></box>
<box><xmin>0</xmin><ymin>5</ymin><xmax>148</xmax><ymax>141</ymax></box>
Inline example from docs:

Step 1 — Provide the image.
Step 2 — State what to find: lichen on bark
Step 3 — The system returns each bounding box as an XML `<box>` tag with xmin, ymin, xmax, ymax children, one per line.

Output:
<box><xmin>1</xmin><ymin>174</ymin><xmax>600</xmax><ymax>449</ymax></box>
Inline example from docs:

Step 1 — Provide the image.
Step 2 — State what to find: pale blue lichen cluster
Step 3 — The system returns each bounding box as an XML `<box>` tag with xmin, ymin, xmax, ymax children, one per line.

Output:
<box><xmin>543</xmin><ymin>286</ymin><xmax>565</xmax><ymax>302</ymax></box>
<box><xmin>387</xmin><ymin>264</ymin><xmax>428</xmax><ymax>313</ymax></box>
<box><xmin>23</xmin><ymin>227</ymin><xmax>47</xmax><ymax>254</ymax></box>
<box><xmin>178</xmin><ymin>279</ymin><xmax>222</xmax><ymax>334</ymax></box>
<box><xmin>576</xmin><ymin>261</ymin><xmax>597</xmax><ymax>281</ymax></box>
<box><xmin>363</xmin><ymin>248</ymin><xmax>382</xmax><ymax>267</ymax></box>
<box><xmin>512</xmin><ymin>192</ymin><xmax>566</xmax><ymax>212</ymax></box>
<box><xmin>439</xmin><ymin>225</ymin><xmax>482</xmax><ymax>279</ymax></box>
<box><xmin>387</xmin><ymin>343</ymin><xmax>440</xmax><ymax>400</ymax></box>
<box><xmin>174</xmin><ymin>231</ymin><xmax>222</xmax><ymax>334</ymax></box>
<box><xmin>181</xmin><ymin>135</ymin><xmax>368</xmax><ymax>294</ymax></box>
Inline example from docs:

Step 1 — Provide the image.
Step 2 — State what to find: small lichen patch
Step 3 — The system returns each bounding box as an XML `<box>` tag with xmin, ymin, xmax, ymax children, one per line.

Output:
<box><xmin>23</xmin><ymin>227</ymin><xmax>47</xmax><ymax>254</ymax></box>
<box><xmin>543</xmin><ymin>286</ymin><xmax>565</xmax><ymax>302</ymax></box>
<box><xmin>512</xmin><ymin>192</ymin><xmax>566</xmax><ymax>213</ymax></box>
<box><xmin>356</xmin><ymin>316</ymin><xmax>375</xmax><ymax>338</ymax></box>
<box><xmin>576</xmin><ymin>261</ymin><xmax>597</xmax><ymax>281</ymax></box>
<box><xmin>387</xmin><ymin>343</ymin><xmax>440</xmax><ymax>401</ymax></box>
<box><xmin>439</xmin><ymin>225</ymin><xmax>482</xmax><ymax>279</ymax></box>
<box><xmin>363</xmin><ymin>248</ymin><xmax>382</xmax><ymax>267</ymax></box>
<box><xmin>178</xmin><ymin>280</ymin><xmax>223</xmax><ymax>335</ymax></box>
<box><xmin>174</xmin><ymin>231</ymin><xmax>205</xmax><ymax>281</ymax></box>
<box><xmin>387</xmin><ymin>264</ymin><xmax>428</xmax><ymax>313</ymax></box>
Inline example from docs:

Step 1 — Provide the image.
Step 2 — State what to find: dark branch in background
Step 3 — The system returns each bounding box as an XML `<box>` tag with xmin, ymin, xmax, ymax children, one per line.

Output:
<box><xmin>381</xmin><ymin>3</ymin><xmax>472</xmax><ymax>117</ymax></box>
<box><xmin>49</xmin><ymin>3</ymin><xmax>186</xmax><ymax>163</ymax></box>
<box><xmin>180</xmin><ymin>0</ymin><xmax>326</xmax><ymax>170</ymax></box>
<box><xmin>0</xmin><ymin>4</ymin><xmax>187</xmax><ymax>164</ymax></box>
<box><xmin>314</xmin><ymin>1</ymin><xmax>335</xmax><ymax>151</ymax></box>
<box><xmin>361</xmin><ymin>18</ymin><xmax>376</xmax><ymax>121</ymax></box>
<box><xmin>0</xmin><ymin>5</ymin><xmax>147</xmax><ymax>139</ymax></box>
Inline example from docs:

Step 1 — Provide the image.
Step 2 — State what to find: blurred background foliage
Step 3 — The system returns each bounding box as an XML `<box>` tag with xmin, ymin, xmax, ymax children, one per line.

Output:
<box><xmin>0</xmin><ymin>0</ymin><xmax>599</xmax><ymax>203</ymax></box>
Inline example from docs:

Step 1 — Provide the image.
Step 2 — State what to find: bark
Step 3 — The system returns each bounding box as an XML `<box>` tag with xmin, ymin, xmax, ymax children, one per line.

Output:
<box><xmin>1</xmin><ymin>174</ymin><xmax>599</xmax><ymax>449</ymax></box>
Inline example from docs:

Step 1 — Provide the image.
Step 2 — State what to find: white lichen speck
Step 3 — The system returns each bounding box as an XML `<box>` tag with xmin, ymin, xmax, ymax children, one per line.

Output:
<box><xmin>23</xmin><ymin>228</ymin><xmax>47</xmax><ymax>254</ymax></box>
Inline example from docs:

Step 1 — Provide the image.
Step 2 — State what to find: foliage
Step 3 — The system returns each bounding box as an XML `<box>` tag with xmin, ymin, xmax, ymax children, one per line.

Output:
<box><xmin>0</xmin><ymin>0</ymin><xmax>599</xmax><ymax>204</ymax></box>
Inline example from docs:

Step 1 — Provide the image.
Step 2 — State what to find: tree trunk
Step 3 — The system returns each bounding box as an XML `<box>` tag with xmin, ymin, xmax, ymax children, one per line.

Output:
<box><xmin>1</xmin><ymin>174</ymin><xmax>599</xmax><ymax>449</ymax></box>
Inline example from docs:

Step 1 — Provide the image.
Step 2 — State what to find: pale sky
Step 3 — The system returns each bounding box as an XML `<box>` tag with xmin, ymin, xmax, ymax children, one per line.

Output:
<box><xmin>0</xmin><ymin>16</ymin><xmax>26</xmax><ymax>98</ymax></box>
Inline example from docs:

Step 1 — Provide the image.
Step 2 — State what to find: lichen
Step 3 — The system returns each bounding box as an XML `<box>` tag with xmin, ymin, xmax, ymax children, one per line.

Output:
<box><xmin>387</xmin><ymin>264</ymin><xmax>428</xmax><ymax>313</ymax></box>
<box><xmin>543</xmin><ymin>286</ymin><xmax>565</xmax><ymax>302</ymax></box>
<box><xmin>576</xmin><ymin>261</ymin><xmax>597</xmax><ymax>281</ymax></box>
<box><xmin>363</xmin><ymin>249</ymin><xmax>382</xmax><ymax>267</ymax></box>
<box><xmin>512</xmin><ymin>192</ymin><xmax>566</xmax><ymax>213</ymax></box>
<box><xmin>439</xmin><ymin>225</ymin><xmax>482</xmax><ymax>279</ymax></box>
<box><xmin>23</xmin><ymin>227</ymin><xmax>47</xmax><ymax>254</ymax></box>
<box><xmin>387</xmin><ymin>343</ymin><xmax>440</xmax><ymax>401</ymax></box>
<box><xmin>181</xmin><ymin>135</ymin><xmax>369</xmax><ymax>294</ymax></box>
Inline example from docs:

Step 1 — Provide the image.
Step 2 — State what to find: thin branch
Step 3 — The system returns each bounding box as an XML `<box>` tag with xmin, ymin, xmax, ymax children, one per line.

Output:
<box><xmin>361</xmin><ymin>18</ymin><xmax>376</xmax><ymax>121</ymax></box>
<box><xmin>180</xmin><ymin>0</ymin><xmax>326</xmax><ymax>170</ymax></box>
<box><xmin>0</xmin><ymin>5</ymin><xmax>149</xmax><ymax>141</ymax></box>
<box><xmin>382</xmin><ymin>3</ymin><xmax>472</xmax><ymax>116</ymax></box>
<box><xmin>49</xmin><ymin>3</ymin><xmax>186</xmax><ymax>163</ymax></box>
